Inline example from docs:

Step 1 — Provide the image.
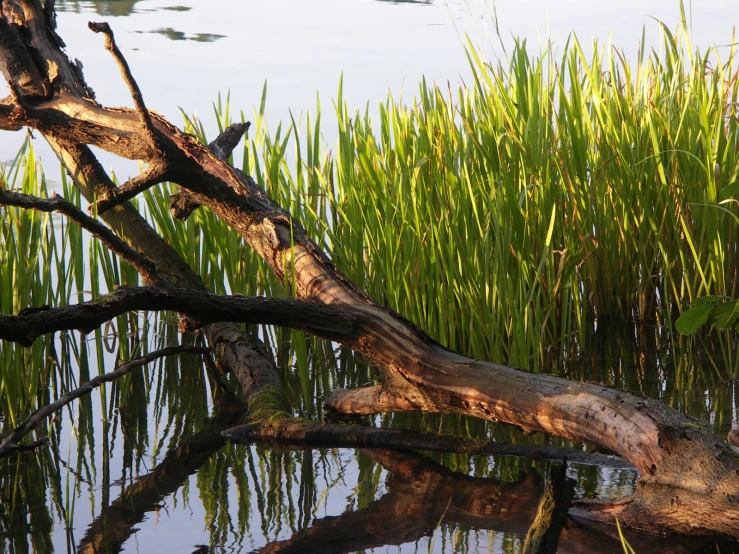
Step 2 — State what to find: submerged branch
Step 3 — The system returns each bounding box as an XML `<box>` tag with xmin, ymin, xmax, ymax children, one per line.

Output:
<box><xmin>223</xmin><ymin>420</ymin><xmax>634</xmax><ymax>470</ymax></box>
<box><xmin>0</xmin><ymin>345</ymin><xmax>210</xmax><ymax>458</ymax></box>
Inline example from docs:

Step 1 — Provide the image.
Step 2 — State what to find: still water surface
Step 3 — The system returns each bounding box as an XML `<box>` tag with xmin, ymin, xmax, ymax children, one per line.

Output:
<box><xmin>2</xmin><ymin>1</ymin><xmax>739</xmax><ymax>553</ymax></box>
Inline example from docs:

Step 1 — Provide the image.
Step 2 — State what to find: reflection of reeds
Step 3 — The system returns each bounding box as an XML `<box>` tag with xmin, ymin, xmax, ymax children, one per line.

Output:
<box><xmin>1</xmin><ymin>140</ymin><xmax>57</xmax><ymax>428</ymax></box>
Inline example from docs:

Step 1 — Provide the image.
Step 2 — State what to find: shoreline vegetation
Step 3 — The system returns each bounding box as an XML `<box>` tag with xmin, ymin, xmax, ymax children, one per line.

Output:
<box><xmin>1</xmin><ymin>3</ymin><xmax>739</xmax><ymax>552</ymax></box>
<box><xmin>169</xmin><ymin>14</ymin><xmax>739</xmax><ymax>372</ymax></box>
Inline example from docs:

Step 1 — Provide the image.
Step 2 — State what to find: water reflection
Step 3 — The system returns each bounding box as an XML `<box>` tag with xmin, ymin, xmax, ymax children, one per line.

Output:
<box><xmin>374</xmin><ymin>0</ymin><xmax>434</xmax><ymax>4</ymax></box>
<box><xmin>55</xmin><ymin>0</ymin><xmax>144</xmax><ymax>17</ymax></box>
<box><xmin>138</xmin><ymin>28</ymin><xmax>225</xmax><ymax>42</ymax></box>
<box><xmin>54</xmin><ymin>0</ymin><xmax>438</xmax><ymax>14</ymax></box>
<box><xmin>2</xmin><ymin>316</ymin><xmax>737</xmax><ymax>552</ymax></box>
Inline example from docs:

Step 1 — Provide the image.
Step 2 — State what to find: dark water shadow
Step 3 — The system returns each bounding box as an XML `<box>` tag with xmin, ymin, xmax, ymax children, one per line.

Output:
<box><xmin>252</xmin><ymin>449</ymin><xmax>727</xmax><ymax>554</ymax></box>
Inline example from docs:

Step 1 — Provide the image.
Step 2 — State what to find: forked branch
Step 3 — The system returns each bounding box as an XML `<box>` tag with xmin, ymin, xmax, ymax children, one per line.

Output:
<box><xmin>93</xmin><ymin>160</ymin><xmax>171</xmax><ymax>214</ymax></box>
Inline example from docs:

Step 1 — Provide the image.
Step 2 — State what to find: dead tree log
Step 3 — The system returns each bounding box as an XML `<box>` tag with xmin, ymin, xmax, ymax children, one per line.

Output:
<box><xmin>0</xmin><ymin>0</ymin><xmax>738</xmax><ymax>539</ymax></box>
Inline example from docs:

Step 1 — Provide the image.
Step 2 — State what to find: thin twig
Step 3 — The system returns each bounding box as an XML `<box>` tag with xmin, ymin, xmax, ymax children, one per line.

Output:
<box><xmin>88</xmin><ymin>21</ymin><xmax>159</xmax><ymax>148</ymax></box>
<box><xmin>0</xmin><ymin>188</ymin><xmax>164</xmax><ymax>284</ymax></box>
<box><xmin>0</xmin><ymin>345</ymin><xmax>211</xmax><ymax>458</ymax></box>
<box><xmin>94</xmin><ymin>160</ymin><xmax>170</xmax><ymax>214</ymax></box>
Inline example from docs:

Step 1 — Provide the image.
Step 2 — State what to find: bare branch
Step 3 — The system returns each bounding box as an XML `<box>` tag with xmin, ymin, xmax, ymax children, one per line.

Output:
<box><xmin>0</xmin><ymin>345</ymin><xmax>210</xmax><ymax>458</ymax></box>
<box><xmin>0</xmin><ymin>188</ymin><xmax>164</xmax><ymax>284</ymax></box>
<box><xmin>209</xmin><ymin>121</ymin><xmax>250</xmax><ymax>159</ymax></box>
<box><xmin>0</xmin><ymin>285</ymin><xmax>357</xmax><ymax>346</ymax></box>
<box><xmin>93</xmin><ymin>160</ymin><xmax>170</xmax><ymax>214</ymax></box>
<box><xmin>41</xmin><ymin>138</ymin><xmax>283</xmax><ymax>399</ymax></box>
<box><xmin>88</xmin><ymin>21</ymin><xmax>159</xmax><ymax>147</ymax></box>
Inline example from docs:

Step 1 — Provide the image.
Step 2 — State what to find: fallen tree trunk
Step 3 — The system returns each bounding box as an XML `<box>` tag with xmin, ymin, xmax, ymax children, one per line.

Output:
<box><xmin>1</xmin><ymin>0</ymin><xmax>738</xmax><ymax>539</ymax></box>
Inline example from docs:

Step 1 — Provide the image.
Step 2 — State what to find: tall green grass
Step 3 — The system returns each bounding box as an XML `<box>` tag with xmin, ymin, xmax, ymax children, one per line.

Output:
<box><xmin>323</xmin><ymin>28</ymin><xmax>738</xmax><ymax>371</ymax></box>
<box><xmin>0</xmin><ymin>141</ymin><xmax>58</xmax><ymax>427</ymax></box>
<box><xmin>150</xmin><ymin>21</ymin><xmax>739</xmax><ymax>373</ymax></box>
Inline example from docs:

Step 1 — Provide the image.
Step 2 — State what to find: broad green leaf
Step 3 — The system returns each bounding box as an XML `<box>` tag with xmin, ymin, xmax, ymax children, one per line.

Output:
<box><xmin>709</xmin><ymin>300</ymin><xmax>739</xmax><ymax>330</ymax></box>
<box><xmin>676</xmin><ymin>302</ymin><xmax>715</xmax><ymax>335</ymax></box>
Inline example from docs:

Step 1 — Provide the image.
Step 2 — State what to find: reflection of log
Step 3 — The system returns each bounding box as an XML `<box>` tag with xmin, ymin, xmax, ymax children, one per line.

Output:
<box><xmin>76</xmin><ymin>393</ymin><xmax>247</xmax><ymax>554</ymax></box>
<box><xmin>2</xmin><ymin>0</ymin><xmax>739</xmax><ymax>538</ymax></box>
<box><xmin>256</xmin><ymin>449</ymin><xmax>543</xmax><ymax>554</ymax></box>
<box><xmin>255</xmin><ymin>450</ymin><xmax>703</xmax><ymax>554</ymax></box>
<box><xmin>522</xmin><ymin>460</ymin><xmax>576</xmax><ymax>554</ymax></box>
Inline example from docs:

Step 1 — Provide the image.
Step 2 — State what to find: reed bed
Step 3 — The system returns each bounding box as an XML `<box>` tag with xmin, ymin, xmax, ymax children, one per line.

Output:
<box><xmin>145</xmin><ymin>20</ymin><xmax>739</xmax><ymax>373</ymax></box>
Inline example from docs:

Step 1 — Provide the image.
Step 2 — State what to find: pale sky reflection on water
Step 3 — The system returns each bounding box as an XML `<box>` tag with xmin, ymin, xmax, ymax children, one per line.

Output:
<box><xmin>1</xmin><ymin>0</ymin><xmax>736</xmax><ymax>178</ymax></box>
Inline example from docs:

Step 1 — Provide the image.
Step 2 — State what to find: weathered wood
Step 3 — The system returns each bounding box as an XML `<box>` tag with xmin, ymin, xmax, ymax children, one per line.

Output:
<box><xmin>0</xmin><ymin>0</ymin><xmax>738</xmax><ymax>538</ymax></box>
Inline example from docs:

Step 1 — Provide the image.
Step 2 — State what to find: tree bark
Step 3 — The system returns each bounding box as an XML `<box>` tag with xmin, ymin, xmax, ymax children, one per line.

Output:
<box><xmin>1</xmin><ymin>0</ymin><xmax>738</xmax><ymax>539</ymax></box>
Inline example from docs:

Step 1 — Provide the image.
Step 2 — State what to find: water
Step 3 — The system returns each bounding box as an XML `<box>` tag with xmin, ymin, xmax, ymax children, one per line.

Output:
<box><xmin>3</xmin><ymin>0</ymin><xmax>738</xmax><ymax>174</ymax></box>
<box><xmin>2</xmin><ymin>1</ymin><xmax>739</xmax><ymax>553</ymax></box>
